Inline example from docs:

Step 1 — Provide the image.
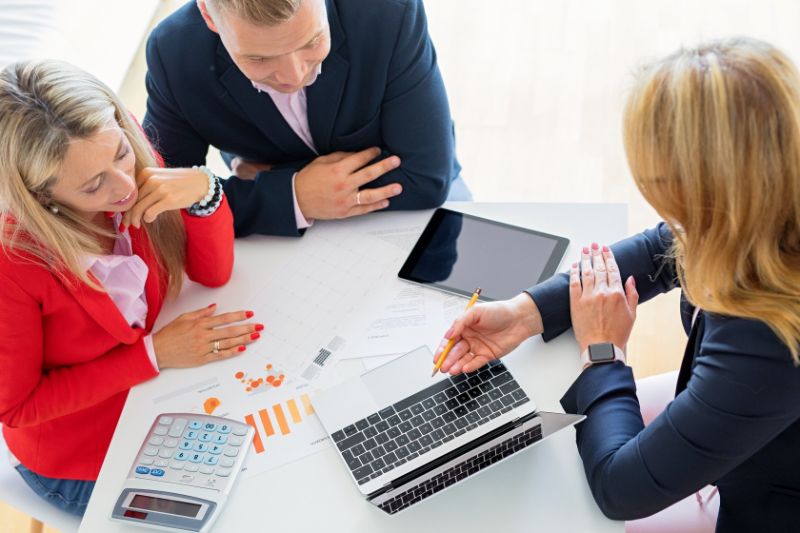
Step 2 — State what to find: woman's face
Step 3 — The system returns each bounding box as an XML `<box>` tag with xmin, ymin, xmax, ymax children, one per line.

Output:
<box><xmin>49</xmin><ymin>119</ymin><xmax>138</xmax><ymax>220</ymax></box>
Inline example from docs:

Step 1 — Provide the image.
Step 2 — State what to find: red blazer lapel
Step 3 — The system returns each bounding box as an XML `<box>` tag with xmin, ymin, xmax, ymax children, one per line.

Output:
<box><xmin>129</xmin><ymin>226</ymin><xmax>167</xmax><ymax>332</ymax></box>
<box><xmin>63</xmin><ymin>270</ymin><xmax>141</xmax><ymax>344</ymax></box>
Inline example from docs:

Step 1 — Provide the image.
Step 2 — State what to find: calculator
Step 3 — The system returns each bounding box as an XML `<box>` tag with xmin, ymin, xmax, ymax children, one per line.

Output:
<box><xmin>111</xmin><ymin>413</ymin><xmax>254</xmax><ymax>532</ymax></box>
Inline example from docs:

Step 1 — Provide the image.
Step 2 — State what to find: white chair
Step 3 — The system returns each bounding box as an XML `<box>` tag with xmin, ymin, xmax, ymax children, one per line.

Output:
<box><xmin>0</xmin><ymin>427</ymin><xmax>81</xmax><ymax>533</ymax></box>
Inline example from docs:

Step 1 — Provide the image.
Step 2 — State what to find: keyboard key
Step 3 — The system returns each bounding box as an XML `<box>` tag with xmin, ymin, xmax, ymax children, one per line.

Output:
<box><xmin>500</xmin><ymin>381</ymin><xmax>520</xmax><ymax>395</ymax></box>
<box><xmin>422</xmin><ymin>398</ymin><xmax>436</xmax><ymax>409</ymax></box>
<box><xmin>215</xmin><ymin>467</ymin><xmax>232</xmax><ymax>477</ymax></box>
<box><xmin>501</xmin><ymin>395</ymin><xmax>515</xmax><ymax>407</ymax></box>
<box><xmin>452</xmin><ymin>373</ymin><xmax>468</xmax><ymax>384</ymax></box>
<box><xmin>433</xmin><ymin>404</ymin><xmax>447</xmax><ymax>416</ymax></box>
<box><xmin>455</xmin><ymin>418</ymin><xmax>468</xmax><ymax>429</ymax></box>
<box><xmin>209</xmin><ymin>445</ymin><xmax>223</xmax><ymax>455</ymax></box>
<box><xmin>419</xmin><ymin>423</ymin><xmax>433</xmax><ymax>435</ymax></box>
<box><xmin>376</xmin><ymin>433</ymin><xmax>389</xmax><ymax>444</ymax></box>
<box><xmin>136</xmin><ymin>466</ymin><xmax>150</xmax><ymax>475</ymax></box>
<box><xmin>456</xmin><ymin>393</ymin><xmax>471</xmax><ymax>404</ymax></box>
<box><xmin>372</xmin><ymin>445</ymin><xmax>386</xmax><ymax>457</ymax></box>
<box><xmin>353</xmin><ymin>464</ymin><xmax>373</xmax><ymax>480</ymax></box>
<box><xmin>478</xmin><ymin>395</ymin><xmax>492</xmax><ymax>406</ymax></box>
<box><xmin>398</xmin><ymin>422</ymin><xmax>413</xmax><ymax>433</ymax></box>
<box><xmin>478</xmin><ymin>370</ymin><xmax>493</xmax><ymax>382</ymax></box>
<box><xmin>396</xmin><ymin>435</ymin><xmax>409</xmax><ymax>446</ymax></box>
<box><xmin>396</xmin><ymin>447</ymin><xmax>409</xmax><ymax>459</ymax></box>
<box><xmin>410</xmin><ymin>403</ymin><xmax>425</xmax><ymax>415</ymax></box>
<box><xmin>344</xmin><ymin>425</ymin><xmax>357</xmax><ymax>436</ymax></box>
<box><xmin>467</xmin><ymin>376</ymin><xmax>481</xmax><ymax>387</ymax></box>
<box><xmin>153</xmin><ymin>425</ymin><xmax>168</xmax><ymax>436</ymax></box>
<box><xmin>410</xmin><ymin>415</ymin><xmax>424</xmax><ymax>427</ymax></box>
<box><xmin>200</xmin><ymin>465</ymin><xmax>214</xmax><ymax>474</ymax></box>
<box><xmin>491</xmin><ymin>372</ymin><xmax>514</xmax><ymax>387</ymax></box>
<box><xmin>158</xmin><ymin>448</ymin><xmax>174</xmax><ymax>459</ymax></box>
<box><xmin>217</xmin><ymin>424</ymin><xmax>232</xmax><ymax>434</ymax></box>
<box><xmin>356</xmin><ymin>419</ymin><xmax>369</xmax><ymax>431</ymax></box>
<box><xmin>372</xmin><ymin>458</ymin><xmax>386</xmax><ymax>471</ymax></box>
<box><xmin>379</xmin><ymin>406</ymin><xmax>396</xmax><ymax>419</ymax></box>
<box><xmin>443</xmin><ymin>423</ymin><xmax>457</xmax><ymax>435</ymax></box>
<box><xmin>364</xmin><ymin>438</ymin><xmax>377</xmax><ymax>450</ymax></box>
<box><xmin>194</xmin><ymin>442</ymin><xmax>209</xmax><ymax>452</ymax></box>
<box><xmin>158</xmin><ymin>416</ymin><xmax>173</xmax><ymax>425</ymax></box>
<box><xmin>188</xmin><ymin>421</ymin><xmax>203</xmax><ymax>430</ymax></box>
<box><xmin>445</xmin><ymin>398</ymin><xmax>459</xmax><ymax>410</ymax></box>
<box><xmin>331</xmin><ymin>430</ymin><xmax>346</xmax><ymax>442</ymax></box>
<box><xmin>376</xmin><ymin>421</ymin><xmax>389</xmax><ymax>432</ymax></box>
<box><xmin>478</xmin><ymin>406</ymin><xmax>491</xmax><ymax>418</ymax></box>
<box><xmin>149</xmin><ymin>436</ymin><xmax>164</xmax><ymax>446</ymax></box>
<box><xmin>456</xmin><ymin>382</ymin><xmax>470</xmax><ymax>393</ymax></box>
<box><xmin>336</xmin><ymin>432</ymin><xmax>365</xmax><ymax>451</ymax></box>
<box><xmin>229</xmin><ymin>437</ymin><xmax>244</xmax><ymax>446</ymax></box>
<box><xmin>189</xmin><ymin>453</ymin><xmax>204</xmax><ymax>463</ymax></box>
<box><xmin>408</xmin><ymin>441</ymin><xmax>422</xmax><ymax>453</ymax></box>
<box><xmin>213</xmin><ymin>434</ymin><xmax>228</xmax><ymax>445</ymax></box>
<box><xmin>399</xmin><ymin>409</ymin><xmax>413</xmax><ymax>421</ymax></box>
<box><xmin>360</xmin><ymin>450</ymin><xmax>374</xmax><ymax>463</ymax></box>
<box><xmin>184</xmin><ymin>464</ymin><xmax>199</xmax><ymax>472</ymax></box>
<box><xmin>384</xmin><ymin>441</ymin><xmax>398</xmax><ymax>453</ymax></box>
<box><xmin>512</xmin><ymin>389</ymin><xmax>528</xmax><ymax>401</ymax></box>
<box><xmin>203</xmin><ymin>455</ymin><xmax>219</xmax><ymax>466</ymax></box>
<box><xmin>174</xmin><ymin>451</ymin><xmax>189</xmax><ymax>461</ymax></box>
<box><xmin>408</xmin><ymin>428</ymin><xmax>422</xmax><ymax>441</ymax></box>
<box><xmin>164</xmin><ymin>439</ymin><xmax>178</xmax><ymax>448</ymax></box>
<box><xmin>454</xmin><ymin>406</ymin><xmax>468</xmax><ymax>417</ymax></box>
<box><xmin>232</xmin><ymin>425</ymin><xmax>248</xmax><ymax>436</ymax></box>
<box><xmin>466</xmin><ymin>400</ymin><xmax>480</xmax><ymax>411</ymax></box>
<box><xmin>384</xmin><ymin>452</ymin><xmax>398</xmax><ymax>464</ymax></box>
<box><xmin>387</xmin><ymin>427</ymin><xmax>401</xmax><ymax>439</ymax></box>
<box><xmin>351</xmin><ymin>444</ymin><xmax>366</xmax><ymax>457</ymax></box>
<box><xmin>431</xmin><ymin>429</ymin><xmax>445</xmax><ymax>441</ymax></box>
<box><xmin>150</xmin><ymin>469</ymin><xmax>165</xmax><ymax>477</ymax></box>
<box><xmin>143</xmin><ymin>446</ymin><xmax>158</xmax><ymax>456</ymax></box>
<box><xmin>433</xmin><ymin>392</ymin><xmax>448</xmax><ymax>404</ymax></box>
<box><xmin>140</xmin><ymin>457</ymin><xmax>154</xmax><ymax>465</ymax></box>
<box><xmin>388</xmin><ymin>415</ymin><xmax>401</xmax><ymax>427</ymax></box>
<box><xmin>183</xmin><ymin>430</ymin><xmax>198</xmax><ymax>440</ymax></box>
<box><xmin>432</xmin><ymin>418</ymin><xmax>445</xmax><ymax>429</ymax></box>
<box><xmin>203</xmin><ymin>422</ymin><xmax>217</xmax><ymax>432</ymax></box>
<box><xmin>170</xmin><ymin>461</ymin><xmax>184</xmax><ymax>470</ymax></box>
<box><xmin>220</xmin><ymin>458</ymin><xmax>235</xmax><ymax>468</ymax></box>
<box><xmin>364</xmin><ymin>426</ymin><xmax>378</xmax><ymax>438</ymax></box>
<box><xmin>168</xmin><ymin>419</ymin><xmax>188</xmax><ymax>438</ymax></box>
<box><xmin>155</xmin><ymin>459</ymin><xmax>169</xmax><ymax>467</ymax></box>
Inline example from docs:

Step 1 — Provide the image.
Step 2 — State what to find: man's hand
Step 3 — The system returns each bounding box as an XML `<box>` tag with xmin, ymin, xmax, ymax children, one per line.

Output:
<box><xmin>295</xmin><ymin>147</ymin><xmax>403</xmax><ymax>219</ymax></box>
<box><xmin>231</xmin><ymin>157</ymin><xmax>273</xmax><ymax>180</ymax></box>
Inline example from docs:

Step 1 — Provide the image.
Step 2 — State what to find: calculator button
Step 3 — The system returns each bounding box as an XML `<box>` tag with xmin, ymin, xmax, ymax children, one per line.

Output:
<box><xmin>150</xmin><ymin>469</ymin><xmax>165</xmax><ymax>477</ymax></box>
<box><xmin>153</xmin><ymin>426</ymin><xmax>168</xmax><ymax>436</ymax></box>
<box><xmin>184</xmin><ymin>430</ymin><xmax>198</xmax><ymax>440</ymax></box>
<box><xmin>218</xmin><ymin>424</ymin><xmax>232</xmax><ymax>434</ymax></box>
<box><xmin>158</xmin><ymin>416</ymin><xmax>173</xmax><ymax>425</ymax></box>
<box><xmin>223</xmin><ymin>447</ymin><xmax>239</xmax><ymax>457</ymax></box>
<box><xmin>143</xmin><ymin>446</ymin><xmax>158</xmax><ymax>456</ymax></box>
<box><xmin>135</xmin><ymin>466</ymin><xmax>151</xmax><ymax>475</ymax></box>
<box><xmin>199</xmin><ymin>432</ymin><xmax>213</xmax><ymax>442</ymax></box>
<box><xmin>188</xmin><ymin>421</ymin><xmax>203</xmax><ymax>430</ymax></box>
<box><xmin>148</xmin><ymin>436</ymin><xmax>164</xmax><ymax>446</ymax></box>
<box><xmin>155</xmin><ymin>459</ymin><xmax>169</xmax><ymax>467</ymax></box>
<box><xmin>228</xmin><ymin>437</ymin><xmax>244</xmax><ymax>447</ymax></box>
<box><xmin>179</xmin><ymin>474</ymin><xmax>195</xmax><ymax>483</ymax></box>
<box><xmin>174</xmin><ymin>451</ymin><xmax>189</xmax><ymax>461</ymax></box>
<box><xmin>213</xmin><ymin>434</ymin><xmax>228</xmax><ymax>445</ymax></box>
<box><xmin>168</xmin><ymin>419</ymin><xmax>188</xmax><ymax>438</ymax></box>
<box><xmin>208</xmin><ymin>445</ymin><xmax>223</xmax><ymax>455</ymax></box>
<box><xmin>164</xmin><ymin>438</ymin><xmax>178</xmax><ymax>448</ymax></box>
<box><xmin>139</xmin><ymin>457</ymin><xmax>154</xmax><ymax>465</ymax></box>
<box><xmin>215</xmin><ymin>468</ymin><xmax>232</xmax><ymax>477</ymax></box>
<box><xmin>170</xmin><ymin>461</ymin><xmax>184</xmax><ymax>470</ymax></box>
<box><xmin>220</xmin><ymin>458</ymin><xmax>235</xmax><ymax>468</ymax></box>
<box><xmin>203</xmin><ymin>455</ymin><xmax>219</xmax><ymax>466</ymax></box>
<box><xmin>203</xmin><ymin>422</ymin><xmax>217</xmax><ymax>432</ymax></box>
<box><xmin>194</xmin><ymin>442</ymin><xmax>209</xmax><ymax>452</ymax></box>
<box><xmin>184</xmin><ymin>464</ymin><xmax>199</xmax><ymax>472</ymax></box>
<box><xmin>200</xmin><ymin>465</ymin><xmax>214</xmax><ymax>475</ymax></box>
<box><xmin>232</xmin><ymin>425</ymin><xmax>247</xmax><ymax>436</ymax></box>
<box><xmin>179</xmin><ymin>440</ymin><xmax>193</xmax><ymax>450</ymax></box>
<box><xmin>189</xmin><ymin>453</ymin><xmax>204</xmax><ymax>463</ymax></box>
<box><xmin>158</xmin><ymin>449</ymin><xmax>174</xmax><ymax>459</ymax></box>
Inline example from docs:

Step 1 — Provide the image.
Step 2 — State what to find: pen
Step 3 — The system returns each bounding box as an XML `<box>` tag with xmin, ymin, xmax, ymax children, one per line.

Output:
<box><xmin>431</xmin><ymin>288</ymin><xmax>482</xmax><ymax>377</ymax></box>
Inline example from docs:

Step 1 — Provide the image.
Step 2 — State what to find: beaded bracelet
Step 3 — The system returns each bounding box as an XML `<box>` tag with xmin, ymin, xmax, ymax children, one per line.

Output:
<box><xmin>187</xmin><ymin>166</ymin><xmax>223</xmax><ymax>217</ymax></box>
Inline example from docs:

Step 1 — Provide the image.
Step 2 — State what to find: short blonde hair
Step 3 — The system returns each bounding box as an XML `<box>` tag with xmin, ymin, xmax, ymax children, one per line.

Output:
<box><xmin>624</xmin><ymin>37</ymin><xmax>800</xmax><ymax>362</ymax></box>
<box><xmin>207</xmin><ymin>0</ymin><xmax>301</xmax><ymax>26</ymax></box>
<box><xmin>0</xmin><ymin>60</ymin><xmax>186</xmax><ymax>296</ymax></box>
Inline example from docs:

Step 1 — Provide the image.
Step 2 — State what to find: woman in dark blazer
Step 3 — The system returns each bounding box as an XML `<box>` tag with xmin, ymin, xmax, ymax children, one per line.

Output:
<box><xmin>434</xmin><ymin>38</ymin><xmax>800</xmax><ymax>532</ymax></box>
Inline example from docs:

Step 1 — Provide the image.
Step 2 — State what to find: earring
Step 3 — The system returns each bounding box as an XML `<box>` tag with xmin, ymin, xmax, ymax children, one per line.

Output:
<box><xmin>49</xmin><ymin>205</ymin><xmax>59</xmax><ymax>214</ymax></box>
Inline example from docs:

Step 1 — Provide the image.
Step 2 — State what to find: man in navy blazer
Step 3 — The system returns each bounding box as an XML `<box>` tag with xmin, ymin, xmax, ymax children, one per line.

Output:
<box><xmin>143</xmin><ymin>0</ymin><xmax>466</xmax><ymax>237</ymax></box>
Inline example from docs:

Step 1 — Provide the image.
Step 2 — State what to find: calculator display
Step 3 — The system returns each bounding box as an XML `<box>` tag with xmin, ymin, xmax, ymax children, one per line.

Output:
<box><xmin>131</xmin><ymin>494</ymin><xmax>201</xmax><ymax>518</ymax></box>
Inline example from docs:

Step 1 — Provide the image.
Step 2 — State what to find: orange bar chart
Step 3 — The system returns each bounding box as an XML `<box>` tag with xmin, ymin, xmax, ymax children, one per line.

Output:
<box><xmin>244</xmin><ymin>393</ymin><xmax>316</xmax><ymax>454</ymax></box>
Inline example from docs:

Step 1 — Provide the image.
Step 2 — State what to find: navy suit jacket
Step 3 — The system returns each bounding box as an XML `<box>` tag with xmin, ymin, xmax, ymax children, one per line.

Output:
<box><xmin>143</xmin><ymin>0</ymin><xmax>460</xmax><ymax>237</ymax></box>
<box><xmin>528</xmin><ymin>224</ymin><xmax>800</xmax><ymax>532</ymax></box>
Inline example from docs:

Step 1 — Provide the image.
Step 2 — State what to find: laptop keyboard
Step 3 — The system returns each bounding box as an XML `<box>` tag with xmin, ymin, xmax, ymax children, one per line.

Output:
<box><xmin>330</xmin><ymin>360</ymin><xmax>531</xmax><ymax>485</ymax></box>
<box><xmin>378</xmin><ymin>422</ymin><xmax>543</xmax><ymax>514</ymax></box>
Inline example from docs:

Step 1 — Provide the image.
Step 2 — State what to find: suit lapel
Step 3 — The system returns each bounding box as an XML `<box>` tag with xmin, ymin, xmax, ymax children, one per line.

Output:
<box><xmin>307</xmin><ymin>0</ymin><xmax>349</xmax><ymax>154</ymax></box>
<box><xmin>675</xmin><ymin>310</ymin><xmax>705</xmax><ymax>396</ymax></box>
<box><xmin>217</xmin><ymin>43</ymin><xmax>314</xmax><ymax>157</ymax></box>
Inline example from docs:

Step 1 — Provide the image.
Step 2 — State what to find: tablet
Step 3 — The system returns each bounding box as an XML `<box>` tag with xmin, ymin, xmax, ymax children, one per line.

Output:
<box><xmin>398</xmin><ymin>208</ymin><xmax>569</xmax><ymax>301</ymax></box>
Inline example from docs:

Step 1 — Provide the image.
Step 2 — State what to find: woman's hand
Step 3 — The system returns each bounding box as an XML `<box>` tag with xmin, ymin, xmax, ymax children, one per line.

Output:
<box><xmin>569</xmin><ymin>243</ymin><xmax>638</xmax><ymax>357</ymax></box>
<box><xmin>123</xmin><ymin>167</ymin><xmax>209</xmax><ymax>229</ymax></box>
<box><xmin>433</xmin><ymin>293</ymin><xmax>544</xmax><ymax>375</ymax></box>
<box><xmin>151</xmin><ymin>304</ymin><xmax>263</xmax><ymax>369</ymax></box>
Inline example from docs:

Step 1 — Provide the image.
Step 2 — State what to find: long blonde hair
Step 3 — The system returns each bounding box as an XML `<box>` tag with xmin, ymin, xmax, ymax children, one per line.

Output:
<box><xmin>624</xmin><ymin>37</ymin><xmax>800</xmax><ymax>362</ymax></box>
<box><xmin>0</xmin><ymin>60</ymin><xmax>186</xmax><ymax>296</ymax></box>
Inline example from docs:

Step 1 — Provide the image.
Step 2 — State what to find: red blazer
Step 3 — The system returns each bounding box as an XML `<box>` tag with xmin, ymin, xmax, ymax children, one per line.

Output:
<box><xmin>0</xmin><ymin>198</ymin><xmax>234</xmax><ymax>480</ymax></box>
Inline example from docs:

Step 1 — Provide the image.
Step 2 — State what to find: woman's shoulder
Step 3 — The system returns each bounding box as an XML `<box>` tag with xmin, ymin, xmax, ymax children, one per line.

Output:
<box><xmin>702</xmin><ymin>311</ymin><xmax>795</xmax><ymax>365</ymax></box>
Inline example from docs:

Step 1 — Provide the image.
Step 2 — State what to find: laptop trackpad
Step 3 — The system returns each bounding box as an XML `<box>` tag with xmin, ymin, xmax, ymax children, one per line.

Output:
<box><xmin>362</xmin><ymin>346</ymin><xmax>447</xmax><ymax>407</ymax></box>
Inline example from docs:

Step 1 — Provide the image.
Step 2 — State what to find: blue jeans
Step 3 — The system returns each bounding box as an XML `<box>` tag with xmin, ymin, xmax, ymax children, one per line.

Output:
<box><xmin>15</xmin><ymin>464</ymin><xmax>95</xmax><ymax>517</ymax></box>
<box><xmin>447</xmin><ymin>175</ymin><xmax>473</xmax><ymax>201</ymax></box>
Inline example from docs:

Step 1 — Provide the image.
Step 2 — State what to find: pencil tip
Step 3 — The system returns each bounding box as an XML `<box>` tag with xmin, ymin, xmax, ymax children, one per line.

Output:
<box><xmin>431</xmin><ymin>368</ymin><xmax>438</xmax><ymax>377</ymax></box>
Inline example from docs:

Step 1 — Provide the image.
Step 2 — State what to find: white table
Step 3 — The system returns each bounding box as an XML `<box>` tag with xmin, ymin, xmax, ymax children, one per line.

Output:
<box><xmin>80</xmin><ymin>202</ymin><xmax>627</xmax><ymax>533</ymax></box>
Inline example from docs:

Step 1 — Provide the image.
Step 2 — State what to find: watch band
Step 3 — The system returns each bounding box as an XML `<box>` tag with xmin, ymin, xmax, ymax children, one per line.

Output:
<box><xmin>580</xmin><ymin>343</ymin><xmax>626</xmax><ymax>368</ymax></box>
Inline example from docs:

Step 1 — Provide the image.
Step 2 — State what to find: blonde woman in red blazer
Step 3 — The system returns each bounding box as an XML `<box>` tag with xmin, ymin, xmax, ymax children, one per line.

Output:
<box><xmin>0</xmin><ymin>60</ymin><xmax>262</xmax><ymax>516</ymax></box>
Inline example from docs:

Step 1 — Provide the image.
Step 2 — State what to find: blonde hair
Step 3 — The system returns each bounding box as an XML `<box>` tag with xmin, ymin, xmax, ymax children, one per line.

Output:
<box><xmin>624</xmin><ymin>37</ymin><xmax>800</xmax><ymax>362</ymax></box>
<box><xmin>207</xmin><ymin>0</ymin><xmax>301</xmax><ymax>26</ymax></box>
<box><xmin>0</xmin><ymin>60</ymin><xmax>186</xmax><ymax>296</ymax></box>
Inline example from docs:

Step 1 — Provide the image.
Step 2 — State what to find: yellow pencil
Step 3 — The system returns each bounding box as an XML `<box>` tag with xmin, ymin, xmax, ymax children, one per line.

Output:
<box><xmin>431</xmin><ymin>288</ymin><xmax>482</xmax><ymax>377</ymax></box>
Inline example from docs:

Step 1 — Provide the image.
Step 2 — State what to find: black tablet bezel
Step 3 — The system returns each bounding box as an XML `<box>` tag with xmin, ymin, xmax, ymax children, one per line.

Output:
<box><xmin>398</xmin><ymin>208</ymin><xmax>570</xmax><ymax>301</ymax></box>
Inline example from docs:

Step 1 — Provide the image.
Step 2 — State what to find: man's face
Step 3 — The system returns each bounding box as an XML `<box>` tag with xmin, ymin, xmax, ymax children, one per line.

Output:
<box><xmin>203</xmin><ymin>0</ymin><xmax>331</xmax><ymax>94</ymax></box>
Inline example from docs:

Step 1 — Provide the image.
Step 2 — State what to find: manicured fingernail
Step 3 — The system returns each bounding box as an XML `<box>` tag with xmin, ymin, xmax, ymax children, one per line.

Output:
<box><xmin>591</xmin><ymin>242</ymin><xmax>599</xmax><ymax>250</ymax></box>
<box><xmin>250</xmin><ymin>332</ymin><xmax>260</xmax><ymax>340</ymax></box>
<box><xmin>246</xmin><ymin>311</ymin><xmax>254</xmax><ymax>318</ymax></box>
<box><xmin>582</xmin><ymin>246</ymin><xmax>589</xmax><ymax>254</ymax></box>
<box><xmin>238</xmin><ymin>346</ymin><xmax>247</xmax><ymax>352</ymax></box>
<box><xmin>105</xmin><ymin>211</ymin><xmax>115</xmax><ymax>218</ymax></box>
<box><xmin>602</xmin><ymin>245</ymin><xmax>609</xmax><ymax>252</ymax></box>
<box><xmin>571</xmin><ymin>262</ymin><xmax>578</xmax><ymax>268</ymax></box>
<box><xmin>391</xmin><ymin>157</ymin><xmax>401</xmax><ymax>167</ymax></box>
<box><xmin>207</xmin><ymin>303</ymin><xmax>216</xmax><ymax>308</ymax></box>
<box><xmin>118</xmin><ymin>223</ymin><xmax>126</xmax><ymax>233</ymax></box>
<box><xmin>255</xmin><ymin>324</ymin><xmax>264</xmax><ymax>332</ymax></box>
<box><xmin>444</xmin><ymin>326</ymin><xmax>454</xmax><ymax>339</ymax></box>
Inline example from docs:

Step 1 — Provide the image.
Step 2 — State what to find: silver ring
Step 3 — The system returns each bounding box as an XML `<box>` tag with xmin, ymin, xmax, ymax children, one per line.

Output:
<box><xmin>356</xmin><ymin>191</ymin><xmax>361</xmax><ymax>206</ymax></box>
<box><xmin>213</xmin><ymin>340</ymin><xmax>220</xmax><ymax>354</ymax></box>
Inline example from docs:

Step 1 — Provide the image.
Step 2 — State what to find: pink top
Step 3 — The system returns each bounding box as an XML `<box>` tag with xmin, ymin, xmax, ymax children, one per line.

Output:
<box><xmin>253</xmin><ymin>65</ymin><xmax>322</xmax><ymax>230</ymax></box>
<box><xmin>83</xmin><ymin>214</ymin><xmax>158</xmax><ymax>370</ymax></box>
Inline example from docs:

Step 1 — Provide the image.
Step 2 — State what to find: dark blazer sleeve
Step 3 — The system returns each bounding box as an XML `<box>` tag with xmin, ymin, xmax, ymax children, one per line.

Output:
<box><xmin>527</xmin><ymin>223</ymin><xmax>678</xmax><ymax>341</ymax></box>
<box><xmin>351</xmin><ymin>0</ymin><xmax>453</xmax><ymax>209</ymax></box>
<box><xmin>559</xmin><ymin>317</ymin><xmax>800</xmax><ymax>520</ymax></box>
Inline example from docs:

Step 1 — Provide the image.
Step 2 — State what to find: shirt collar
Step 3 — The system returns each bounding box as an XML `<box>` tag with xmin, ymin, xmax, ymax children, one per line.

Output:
<box><xmin>252</xmin><ymin>63</ymin><xmax>323</xmax><ymax>96</ymax></box>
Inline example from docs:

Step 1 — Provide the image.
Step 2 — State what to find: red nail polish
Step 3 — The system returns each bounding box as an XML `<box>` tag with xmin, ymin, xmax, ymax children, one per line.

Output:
<box><xmin>255</xmin><ymin>324</ymin><xmax>264</xmax><ymax>332</ymax></box>
<box><xmin>238</xmin><ymin>345</ymin><xmax>246</xmax><ymax>352</ymax></box>
<box><xmin>245</xmin><ymin>311</ymin><xmax>254</xmax><ymax>318</ymax></box>
<box><xmin>591</xmin><ymin>242</ymin><xmax>599</xmax><ymax>250</ymax></box>
<box><xmin>207</xmin><ymin>303</ymin><xmax>216</xmax><ymax>308</ymax></box>
<box><xmin>582</xmin><ymin>246</ymin><xmax>590</xmax><ymax>254</ymax></box>
<box><xmin>118</xmin><ymin>223</ymin><xmax>126</xmax><ymax>233</ymax></box>
<box><xmin>105</xmin><ymin>211</ymin><xmax>115</xmax><ymax>218</ymax></box>
<box><xmin>602</xmin><ymin>245</ymin><xmax>609</xmax><ymax>252</ymax></box>
<box><xmin>572</xmin><ymin>262</ymin><xmax>578</xmax><ymax>268</ymax></box>
<box><xmin>250</xmin><ymin>332</ymin><xmax>260</xmax><ymax>340</ymax></box>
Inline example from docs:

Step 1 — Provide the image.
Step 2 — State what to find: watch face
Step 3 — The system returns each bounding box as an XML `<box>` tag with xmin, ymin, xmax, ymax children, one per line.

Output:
<box><xmin>588</xmin><ymin>343</ymin><xmax>616</xmax><ymax>362</ymax></box>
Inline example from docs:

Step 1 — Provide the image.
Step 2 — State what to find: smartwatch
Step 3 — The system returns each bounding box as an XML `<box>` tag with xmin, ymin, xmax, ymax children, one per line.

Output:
<box><xmin>580</xmin><ymin>343</ymin><xmax>626</xmax><ymax>368</ymax></box>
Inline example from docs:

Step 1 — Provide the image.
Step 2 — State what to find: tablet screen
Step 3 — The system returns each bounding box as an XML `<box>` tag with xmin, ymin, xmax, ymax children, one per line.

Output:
<box><xmin>398</xmin><ymin>208</ymin><xmax>569</xmax><ymax>301</ymax></box>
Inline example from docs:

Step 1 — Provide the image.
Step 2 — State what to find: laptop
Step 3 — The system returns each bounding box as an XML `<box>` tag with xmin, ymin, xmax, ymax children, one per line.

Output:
<box><xmin>313</xmin><ymin>346</ymin><xmax>584</xmax><ymax>515</ymax></box>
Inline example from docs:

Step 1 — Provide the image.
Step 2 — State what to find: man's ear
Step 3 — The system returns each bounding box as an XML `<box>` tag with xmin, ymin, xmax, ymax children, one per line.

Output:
<box><xmin>197</xmin><ymin>1</ymin><xmax>220</xmax><ymax>33</ymax></box>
